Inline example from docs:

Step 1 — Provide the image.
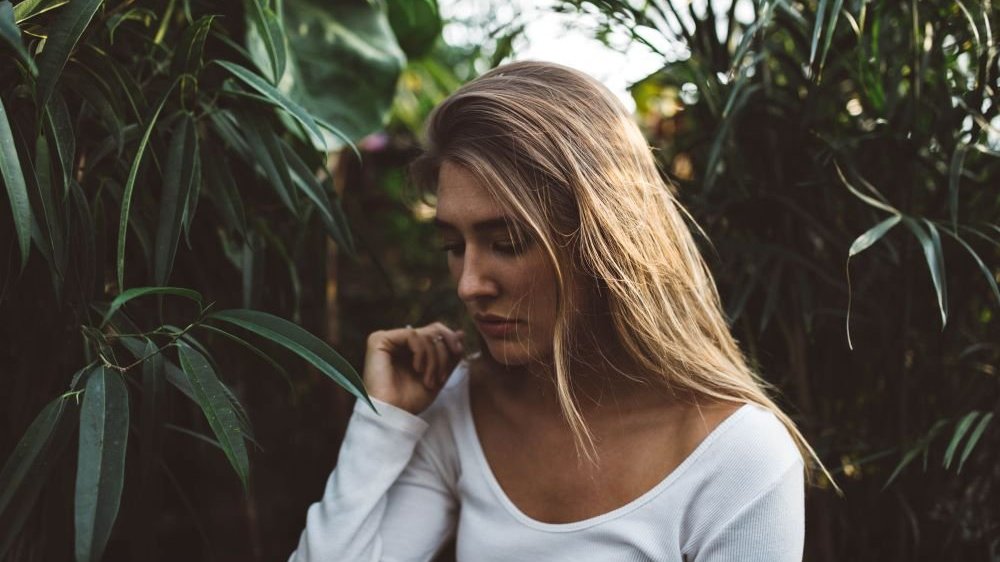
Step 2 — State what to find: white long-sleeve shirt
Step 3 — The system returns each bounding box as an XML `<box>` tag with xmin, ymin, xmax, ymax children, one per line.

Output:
<box><xmin>290</xmin><ymin>361</ymin><xmax>805</xmax><ymax>561</ymax></box>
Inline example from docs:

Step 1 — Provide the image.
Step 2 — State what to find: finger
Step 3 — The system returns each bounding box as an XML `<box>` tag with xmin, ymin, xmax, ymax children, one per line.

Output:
<box><xmin>430</xmin><ymin>334</ymin><xmax>449</xmax><ymax>383</ymax></box>
<box><xmin>406</xmin><ymin>330</ymin><xmax>428</xmax><ymax>376</ymax></box>
<box><xmin>420</xmin><ymin>333</ymin><xmax>440</xmax><ymax>387</ymax></box>
<box><xmin>441</xmin><ymin>328</ymin><xmax>464</xmax><ymax>355</ymax></box>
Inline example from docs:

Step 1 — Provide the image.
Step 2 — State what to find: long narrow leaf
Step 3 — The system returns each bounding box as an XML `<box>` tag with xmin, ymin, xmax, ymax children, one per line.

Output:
<box><xmin>940</xmin><ymin>228</ymin><xmax>1000</xmax><ymax>307</ymax></box>
<box><xmin>42</xmin><ymin>92</ymin><xmax>75</xmax><ymax>197</ymax></box>
<box><xmin>75</xmin><ymin>367</ymin><xmax>129</xmax><ymax>562</ymax></box>
<box><xmin>154</xmin><ymin>112</ymin><xmax>198</xmax><ymax>285</ymax></box>
<box><xmin>845</xmin><ymin>215</ymin><xmax>901</xmax><ymax>349</ymax></box>
<box><xmin>117</xmin><ymin>77</ymin><xmax>181</xmax><ymax>291</ymax></box>
<box><xmin>34</xmin><ymin>0</ymin><xmax>103</xmax><ymax>110</ymax></box>
<box><xmin>903</xmin><ymin>218</ymin><xmax>948</xmax><ymax>328</ymax></box>
<box><xmin>103</xmin><ymin>286</ymin><xmax>203</xmax><ymax>327</ymax></box>
<box><xmin>245</xmin><ymin>0</ymin><xmax>286</xmax><ymax>83</ymax></box>
<box><xmin>176</xmin><ymin>343</ymin><xmax>250</xmax><ymax>491</ymax></box>
<box><xmin>12</xmin><ymin>0</ymin><xmax>68</xmax><ymax>23</ymax></box>
<box><xmin>957</xmin><ymin>413</ymin><xmax>993</xmax><ymax>473</ymax></box>
<box><xmin>0</xmin><ymin>0</ymin><xmax>37</xmax><ymax>74</ymax></box>
<box><xmin>207</xmin><ymin>309</ymin><xmax>369</xmax><ymax>406</ymax></box>
<box><xmin>0</xmin><ymin>395</ymin><xmax>67</xmax><ymax>517</ymax></box>
<box><xmin>213</xmin><ymin>60</ymin><xmax>326</xmax><ymax>150</ymax></box>
<box><xmin>0</xmin><ymin>95</ymin><xmax>32</xmax><ymax>271</ymax></box>
<box><xmin>943</xmin><ymin>411</ymin><xmax>980</xmax><ymax>469</ymax></box>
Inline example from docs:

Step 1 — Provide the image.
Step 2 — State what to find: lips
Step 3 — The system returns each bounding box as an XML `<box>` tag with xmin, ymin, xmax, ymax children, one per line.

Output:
<box><xmin>473</xmin><ymin>314</ymin><xmax>519</xmax><ymax>338</ymax></box>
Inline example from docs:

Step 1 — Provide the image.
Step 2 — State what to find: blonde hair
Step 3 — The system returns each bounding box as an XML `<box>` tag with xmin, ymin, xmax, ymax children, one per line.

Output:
<box><xmin>411</xmin><ymin>60</ymin><xmax>835</xmax><ymax>489</ymax></box>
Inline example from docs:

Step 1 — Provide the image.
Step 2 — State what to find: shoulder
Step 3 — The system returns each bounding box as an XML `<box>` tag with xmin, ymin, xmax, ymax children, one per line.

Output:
<box><xmin>674</xmin><ymin>402</ymin><xmax>805</xmax><ymax>545</ymax></box>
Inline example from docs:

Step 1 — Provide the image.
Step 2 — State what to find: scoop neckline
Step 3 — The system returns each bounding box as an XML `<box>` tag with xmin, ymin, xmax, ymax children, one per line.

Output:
<box><xmin>454</xmin><ymin>364</ymin><xmax>753</xmax><ymax>533</ymax></box>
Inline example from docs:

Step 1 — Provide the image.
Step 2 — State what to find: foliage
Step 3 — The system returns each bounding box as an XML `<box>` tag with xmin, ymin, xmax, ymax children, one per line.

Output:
<box><xmin>0</xmin><ymin>0</ymin><xmax>430</xmax><ymax>559</ymax></box>
<box><xmin>562</xmin><ymin>0</ymin><xmax>1000</xmax><ymax>559</ymax></box>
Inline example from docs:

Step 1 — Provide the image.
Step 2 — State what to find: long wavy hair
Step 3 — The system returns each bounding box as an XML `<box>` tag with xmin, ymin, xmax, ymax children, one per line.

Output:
<box><xmin>410</xmin><ymin>60</ymin><xmax>833</xmax><ymax>487</ymax></box>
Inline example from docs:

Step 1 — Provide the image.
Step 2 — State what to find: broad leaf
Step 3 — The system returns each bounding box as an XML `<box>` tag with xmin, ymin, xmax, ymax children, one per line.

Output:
<box><xmin>0</xmin><ymin>95</ymin><xmax>31</xmax><ymax>271</ymax></box>
<box><xmin>103</xmin><ymin>286</ymin><xmax>203</xmax><ymax>327</ymax></box>
<box><xmin>34</xmin><ymin>0</ymin><xmax>103</xmax><ymax>110</ymax></box>
<box><xmin>177</xmin><ymin>343</ymin><xmax>250</xmax><ymax>491</ymax></box>
<box><xmin>117</xmin><ymin>77</ymin><xmax>181</xmax><ymax>291</ymax></box>
<box><xmin>276</xmin><ymin>0</ymin><xmax>404</xmax><ymax>148</ymax></box>
<box><xmin>75</xmin><ymin>367</ymin><xmax>129</xmax><ymax>562</ymax></box>
<box><xmin>244</xmin><ymin>0</ymin><xmax>286</xmax><ymax>83</ymax></box>
<box><xmin>0</xmin><ymin>395</ymin><xmax>67</xmax><ymax>517</ymax></box>
<box><xmin>207</xmin><ymin>309</ymin><xmax>369</xmax><ymax>406</ymax></box>
<box><xmin>154</xmin><ymin>112</ymin><xmax>199</xmax><ymax>285</ymax></box>
<box><xmin>0</xmin><ymin>0</ymin><xmax>37</xmax><ymax>74</ymax></box>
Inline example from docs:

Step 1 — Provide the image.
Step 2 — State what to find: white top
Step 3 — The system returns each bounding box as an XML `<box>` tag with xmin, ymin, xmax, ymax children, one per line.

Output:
<box><xmin>289</xmin><ymin>361</ymin><xmax>805</xmax><ymax>561</ymax></box>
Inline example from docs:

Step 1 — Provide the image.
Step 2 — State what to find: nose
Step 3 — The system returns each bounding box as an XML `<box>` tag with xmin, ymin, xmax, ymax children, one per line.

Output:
<box><xmin>456</xmin><ymin>249</ymin><xmax>499</xmax><ymax>303</ymax></box>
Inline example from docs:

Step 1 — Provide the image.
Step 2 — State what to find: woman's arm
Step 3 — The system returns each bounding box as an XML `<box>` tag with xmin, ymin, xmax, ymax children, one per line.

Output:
<box><xmin>288</xmin><ymin>397</ymin><xmax>458</xmax><ymax>562</ymax></box>
<box><xmin>291</xmin><ymin>323</ymin><xmax>466</xmax><ymax>562</ymax></box>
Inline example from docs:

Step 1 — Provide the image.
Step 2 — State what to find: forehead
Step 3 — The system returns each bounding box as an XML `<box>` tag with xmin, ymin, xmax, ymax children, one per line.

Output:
<box><xmin>434</xmin><ymin>161</ymin><xmax>509</xmax><ymax>225</ymax></box>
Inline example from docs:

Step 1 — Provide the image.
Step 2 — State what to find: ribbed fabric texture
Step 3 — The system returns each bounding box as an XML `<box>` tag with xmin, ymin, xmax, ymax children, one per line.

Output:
<box><xmin>289</xmin><ymin>362</ymin><xmax>805</xmax><ymax>561</ymax></box>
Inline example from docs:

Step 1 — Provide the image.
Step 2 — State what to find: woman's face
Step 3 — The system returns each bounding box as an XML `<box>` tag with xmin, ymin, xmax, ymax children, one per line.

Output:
<box><xmin>434</xmin><ymin>161</ymin><xmax>558</xmax><ymax>367</ymax></box>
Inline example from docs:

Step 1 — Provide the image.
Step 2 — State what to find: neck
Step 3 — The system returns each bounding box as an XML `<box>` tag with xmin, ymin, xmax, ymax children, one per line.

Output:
<box><xmin>479</xmin><ymin>348</ymin><xmax>677</xmax><ymax>422</ymax></box>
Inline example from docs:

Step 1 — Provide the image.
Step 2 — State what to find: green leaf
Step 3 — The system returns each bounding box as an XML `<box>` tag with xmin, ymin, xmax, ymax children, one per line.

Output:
<box><xmin>213</xmin><ymin>60</ymin><xmax>326</xmax><ymax>150</ymax></box>
<box><xmin>117</xmin><ymin>76</ymin><xmax>180</xmax><ymax>292</ymax></box>
<box><xmin>387</xmin><ymin>0</ymin><xmax>441</xmax><ymax>59</ymax></box>
<box><xmin>0</xmin><ymin>0</ymin><xmax>37</xmax><ymax>75</ymax></box>
<box><xmin>42</xmin><ymin>92</ymin><xmax>75</xmax><ymax>197</ymax></box>
<box><xmin>171</xmin><ymin>14</ymin><xmax>216</xmax><ymax>78</ymax></box>
<box><xmin>239</xmin><ymin>109</ymin><xmax>299</xmax><ymax>216</ymax></box>
<box><xmin>196</xmin><ymin>323</ymin><xmax>292</xmax><ymax>390</ymax></box>
<box><xmin>176</xmin><ymin>343</ymin><xmax>250</xmax><ymax>491</ymax></box>
<box><xmin>154</xmin><ymin>112</ymin><xmax>198</xmax><ymax>285</ymax></box>
<box><xmin>943</xmin><ymin>411</ymin><xmax>980</xmax><ymax>469</ymax></box>
<box><xmin>34</xmin><ymin>132</ymin><xmax>66</xmax><ymax>284</ymax></box>
<box><xmin>12</xmin><ymin>0</ymin><xmax>68</xmax><ymax>23</ymax></box>
<box><xmin>75</xmin><ymin>366</ymin><xmax>129</xmax><ymax>562</ymax></box>
<box><xmin>0</xmin><ymin>95</ymin><xmax>32</xmax><ymax>271</ymax></box>
<box><xmin>845</xmin><ymin>215</ymin><xmax>901</xmax><ymax>349</ymax></box>
<box><xmin>835</xmin><ymin>161</ymin><xmax>899</xmax><ymax>215</ymax></box>
<box><xmin>34</xmin><ymin>0</ymin><xmax>103</xmax><ymax>110</ymax></box>
<box><xmin>0</xmin><ymin>395</ymin><xmax>67</xmax><ymax>518</ymax></box>
<box><xmin>207</xmin><ymin>309</ymin><xmax>369</xmax><ymax>406</ymax></box>
<box><xmin>903</xmin><ymin>218</ymin><xmax>948</xmax><ymax>328</ymax></box>
<box><xmin>103</xmin><ymin>286</ymin><xmax>204</xmax><ymax>327</ymax></box>
<box><xmin>848</xmin><ymin>215</ymin><xmax>902</xmax><ymax>257</ymax></box>
<box><xmin>0</xmin><ymin>390</ymin><xmax>78</xmax><ymax>558</ymax></box>
<box><xmin>939</xmin><ymin>228</ymin><xmax>1000</xmax><ymax>307</ymax></box>
<box><xmin>138</xmin><ymin>339</ymin><xmax>165</xmax><ymax>494</ymax></box>
<box><xmin>280</xmin><ymin>139</ymin><xmax>354</xmax><ymax>252</ymax></box>
<box><xmin>957</xmin><ymin>412</ymin><xmax>993</xmax><ymax>473</ymax></box>
<box><xmin>276</xmin><ymin>0</ymin><xmax>404</xmax><ymax>148</ymax></box>
<box><xmin>808</xmin><ymin>0</ymin><xmax>829</xmax><ymax>69</ymax></box>
<box><xmin>244</xmin><ymin>0</ymin><xmax>286</xmax><ymax>83</ymax></box>
<box><xmin>817</xmin><ymin>0</ymin><xmax>845</xmax><ymax>78</ymax></box>
<box><xmin>200</xmin><ymin>141</ymin><xmax>247</xmax><ymax>237</ymax></box>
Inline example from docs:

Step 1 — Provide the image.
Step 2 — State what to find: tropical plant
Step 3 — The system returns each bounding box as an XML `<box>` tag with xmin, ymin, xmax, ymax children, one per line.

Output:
<box><xmin>559</xmin><ymin>0</ymin><xmax>999</xmax><ymax>559</ymax></box>
<box><xmin>0</xmin><ymin>0</ymin><xmax>438</xmax><ymax>560</ymax></box>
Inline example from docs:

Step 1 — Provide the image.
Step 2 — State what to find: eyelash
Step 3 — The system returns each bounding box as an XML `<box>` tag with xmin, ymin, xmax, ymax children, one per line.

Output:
<box><xmin>438</xmin><ymin>240</ymin><xmax>525</xmax><ymax>257</ymax></box>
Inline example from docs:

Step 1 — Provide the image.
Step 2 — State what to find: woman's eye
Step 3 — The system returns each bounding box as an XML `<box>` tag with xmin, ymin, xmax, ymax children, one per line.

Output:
<box><xmin>439</xmin><ymin>243</ymin><xmax>464</xmax><ymax>256</ymax></box>
<box><xmin>493</xmin><ymin>238</ymin><xmax>527</xmax><ymax>255</ymax></box>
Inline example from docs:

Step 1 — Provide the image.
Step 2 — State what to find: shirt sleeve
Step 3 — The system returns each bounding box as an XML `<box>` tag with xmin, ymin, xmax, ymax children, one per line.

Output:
<box><xmin>694</xmin><ymin>460</ymin><xmax>805</xmax><ymax>562</ymax></box>
<box><xmin>288</xmin><ymin>397</ymin><xmax>459</xmax><ymax>562</ymax></box>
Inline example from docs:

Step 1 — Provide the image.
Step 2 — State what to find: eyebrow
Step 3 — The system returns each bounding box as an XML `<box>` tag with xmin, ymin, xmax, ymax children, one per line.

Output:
<box><xmin>432</xmin><ymin>216</ymin><xmax>514</xmax><ymax>234</ymax></box>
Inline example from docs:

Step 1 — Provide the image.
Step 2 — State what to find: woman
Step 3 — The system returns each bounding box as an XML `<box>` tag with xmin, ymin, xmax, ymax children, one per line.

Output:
<box><xmin>290</xmin><ymin>61</ymin><xmax>829</xmax><ymax>561</ymax></box>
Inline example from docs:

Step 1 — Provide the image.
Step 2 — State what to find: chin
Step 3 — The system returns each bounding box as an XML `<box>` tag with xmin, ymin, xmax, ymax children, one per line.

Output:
<box><xmin>479</xmin><ymin>336</ymin><xmax>546</xmax><ymax>368</ymax></box>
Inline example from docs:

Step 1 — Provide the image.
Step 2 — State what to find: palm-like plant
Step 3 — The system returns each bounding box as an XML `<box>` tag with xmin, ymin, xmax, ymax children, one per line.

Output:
<box><xmin>0</xmin><ymin>0</ymin><xmax>437</xmax><ymax>560</ymax></box>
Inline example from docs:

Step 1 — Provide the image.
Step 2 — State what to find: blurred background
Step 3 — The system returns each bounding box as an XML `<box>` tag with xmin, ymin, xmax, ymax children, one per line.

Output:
<box><xmin>1</xmin><ymin>0</ymin><xmax>998</xmax><ymax>560</ymax></box>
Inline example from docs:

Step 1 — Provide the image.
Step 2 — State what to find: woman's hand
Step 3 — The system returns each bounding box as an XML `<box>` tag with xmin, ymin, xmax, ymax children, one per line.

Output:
<box><xmin>362</xmin><ymin>323</ymin><xmax>465</xmax><ymax>415</ymax></box>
